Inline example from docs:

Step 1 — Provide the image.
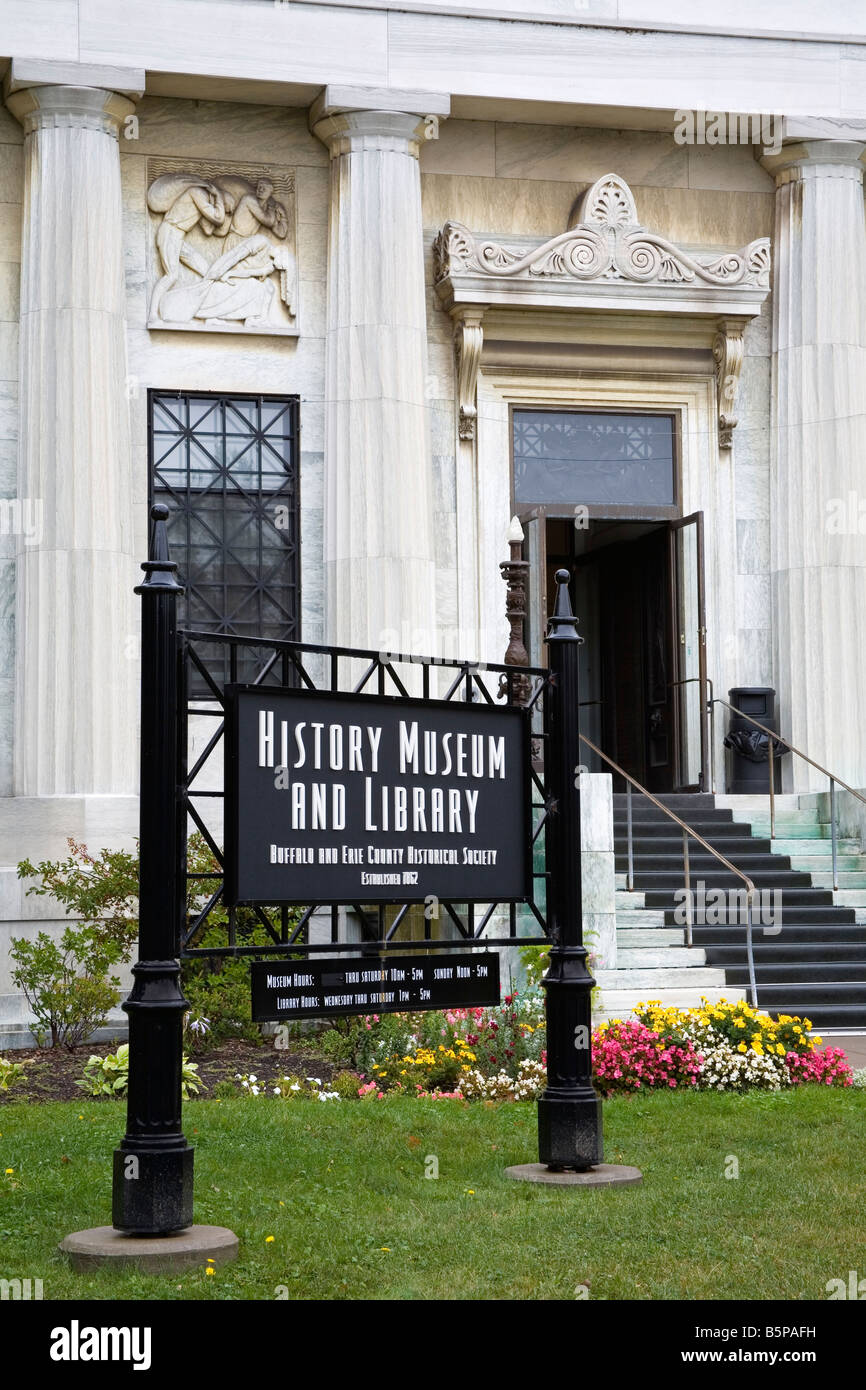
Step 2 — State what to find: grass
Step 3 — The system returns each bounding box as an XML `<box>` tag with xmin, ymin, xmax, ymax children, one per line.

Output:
<box><xmin>1</xmin><ymin>1087</ymin><xmax>863</xmax><ymax>1300</ymax></box>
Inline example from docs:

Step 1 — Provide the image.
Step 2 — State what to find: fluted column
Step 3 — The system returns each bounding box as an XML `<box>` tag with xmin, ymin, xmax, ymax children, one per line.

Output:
<box><xmin>6</xmin><ymin>84</ymin><xmax>137</xmax><ymax>794</ymax></box>
<box><xmin>312</xmin><ymin>92</ymin><xmax>445</xmax><ymax>653</ymax></box>
<box><xmin>761</xmin><ymin>137</ymin><xmax>866</xmax><ymax>789</ymax></box>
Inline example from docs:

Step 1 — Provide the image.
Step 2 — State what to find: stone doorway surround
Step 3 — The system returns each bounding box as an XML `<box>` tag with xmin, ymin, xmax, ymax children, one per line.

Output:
<box><xmin>433</xmin><ymin>174</ymin><xmax>771</xmax><ymax>796</ymax></box>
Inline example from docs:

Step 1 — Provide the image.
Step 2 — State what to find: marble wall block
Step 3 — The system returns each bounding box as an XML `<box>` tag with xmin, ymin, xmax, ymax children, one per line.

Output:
<box><xmin>129</xmin><ymin>99</ymin><xmax>327</xmax><ymax>167</ymax></box>
<box><xmin>419</xmin><ymin>119</ymin><xmax>495</xmax><ymax>177</ymax></box>
<box><xmin>494</xmin><ymin>123</ymin><xmax>688</xmax><ymax>188</ymax></box>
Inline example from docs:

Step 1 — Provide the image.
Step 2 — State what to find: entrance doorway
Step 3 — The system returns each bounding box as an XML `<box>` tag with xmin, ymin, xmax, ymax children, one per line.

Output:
<box><xmin>523</xmin><ymin>512</ymin><xmax>708</xmax><ymax>792</ymax></box>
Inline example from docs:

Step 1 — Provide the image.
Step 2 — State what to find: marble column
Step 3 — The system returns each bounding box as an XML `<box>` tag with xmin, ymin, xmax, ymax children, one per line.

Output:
<box><xmin>312</xmin><ymin>91</ymin><xmax>447</xmax><ymax>655</ymax></box>
<box><xmin>761</xmin><ymin>136</ymin><xmax>866</xmax><ymax>790</ymax></box>
<box><xmin>6</xmin><ymin>84</ymin><xmax>138</xmax><ymax>794</ymax></box>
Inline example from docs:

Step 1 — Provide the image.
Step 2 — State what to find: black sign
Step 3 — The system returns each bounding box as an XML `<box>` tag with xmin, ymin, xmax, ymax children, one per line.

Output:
<box><xmin>225</xmin><ymin>687</ymin><xmax>529</xmax><ymax>905</ymax></box>
<box><xmin>250</xmin><ymin>951</ymin><xmax>501</xmax><ymax>1021</ymax></box>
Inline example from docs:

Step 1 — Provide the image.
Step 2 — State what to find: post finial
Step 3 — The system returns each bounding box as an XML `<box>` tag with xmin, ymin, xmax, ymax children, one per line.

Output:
<box><xmin>546</xmin><ymin>568</ymin><xmax>582</xmax><ymax>643</ymax></box>
<box><xmin>135</xmin><ymin>503</ymin><xmax>185</xmax><ymax>594</ymax></box>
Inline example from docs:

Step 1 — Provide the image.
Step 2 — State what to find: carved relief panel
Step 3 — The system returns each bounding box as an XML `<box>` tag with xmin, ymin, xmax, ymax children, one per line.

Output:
<box><xmin>146</xmin><ymin>157</ymin><xmax>298</xmax><ymax>336</ymax></box>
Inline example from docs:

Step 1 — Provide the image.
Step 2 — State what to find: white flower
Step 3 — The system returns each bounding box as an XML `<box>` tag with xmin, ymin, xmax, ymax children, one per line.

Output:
<box><xmin>273</xmin><ymin>1087</ymin><xmax>281</xmax><ymax>1095</ymax></box>
<box><xmin>249</xmin><ymin>1075</ymin><xmax>257</xmax><ymax>1083</ymax></box>
<box><xmin>290</xmin><ymin>1082</ymin><xmax>301</xmax><ymax>1092</ymax></box>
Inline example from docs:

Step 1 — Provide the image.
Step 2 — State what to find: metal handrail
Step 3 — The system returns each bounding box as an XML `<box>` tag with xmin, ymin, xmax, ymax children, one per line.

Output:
<box><xmin>712</xmin><ymin>696</ymin><xmax>866</xmax><ymax>891</ymax></box>
<box><xmin>578</xmin><ymin>732</ymin><xmax>760</xmax><ymax>1006</ymax></box>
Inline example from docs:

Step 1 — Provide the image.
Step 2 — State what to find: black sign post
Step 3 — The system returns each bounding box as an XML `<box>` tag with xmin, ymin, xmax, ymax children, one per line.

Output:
<box><xmin>537</xmin><ymin>570</ymin><xmax>603</xmax><ymax>1171</ymax></box>
<box><xmin>112</xmin><ymin>505</ymin><xmax>193</xmax><ymax>1234</ymax></box>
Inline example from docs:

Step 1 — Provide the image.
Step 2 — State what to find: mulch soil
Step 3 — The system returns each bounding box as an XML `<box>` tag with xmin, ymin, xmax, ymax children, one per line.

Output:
<box><xmin>1</xmin><ymin>1038</ymin><xmax>335</xmax><ymax>1104</ymax></box>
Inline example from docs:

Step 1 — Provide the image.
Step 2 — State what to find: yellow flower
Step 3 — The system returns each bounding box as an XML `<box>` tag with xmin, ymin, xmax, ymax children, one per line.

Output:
<box><xmin>205</xmin><ymin>1267</ymin><xmax>215</xmax><ymax>1276</ymax></box>
<box><xmin>737</xmin><ymin>1042</ymin><xmax>747</xmax><ymax>1053</ymax></box>
<box><xmin>4</xmin><ymin>1168</ymin><xmax>13</xmax><ymax>1175</ymax></box>
<box><xmin>265</xmin><ymin>1235</ymin><xmax>275</xmax><ymax>1243</ymax></box>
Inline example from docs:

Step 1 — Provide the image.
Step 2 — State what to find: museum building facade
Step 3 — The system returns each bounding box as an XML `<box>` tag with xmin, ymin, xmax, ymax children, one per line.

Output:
<box><xmin>1</xmin><ymin>1</ymin><xmax>865</xmax><ymax>1039</ymax></box>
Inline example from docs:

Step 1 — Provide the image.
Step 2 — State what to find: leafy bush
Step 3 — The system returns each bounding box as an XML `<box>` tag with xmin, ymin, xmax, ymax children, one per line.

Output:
<box><xmin>0</xmin><ymin>1056</ymin><xmax>27</xmax><ymax>1093</ymax></box>
<box><xmin>10</xmin><ymin>931</ymin><xmax>128</xmax><ymax>1052</ymax></box>
<box><xmin>331</xmin><ymin>1069</ymin><xmax>364</xmax><ymax>1099</ymax></box>
<box><xmin>181</xmin><ymin>957</ymin><xmax>262</xmax><ymax>1051</ymax></box>
<box><xmin>76</xmin><ymin>1043</ymin><xmax>205</xmax><ymax>1099</ymax></box>
<box><xmin>13</xmin><ymin>840</ymin><xmax>140</xmax><ymax>1050</ymax></box>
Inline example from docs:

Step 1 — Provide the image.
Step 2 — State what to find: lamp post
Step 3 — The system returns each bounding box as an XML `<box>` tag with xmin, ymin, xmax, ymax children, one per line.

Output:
<box><xmin>112</xmin><ymin>503</ymin><xmax>194</xmax><ymax>1233</ymax></box>
<box><xmin>537</xmin><ymin>569</ymin><xmax>602</xmax><ymax>1170</ymax></box>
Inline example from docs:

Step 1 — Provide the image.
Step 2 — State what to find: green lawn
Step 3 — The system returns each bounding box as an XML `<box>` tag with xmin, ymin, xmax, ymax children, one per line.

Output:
<box><xmin>1</xmin><ymin>1088</ymin><xmax>863</xmax><ymax>1300</ymax></box>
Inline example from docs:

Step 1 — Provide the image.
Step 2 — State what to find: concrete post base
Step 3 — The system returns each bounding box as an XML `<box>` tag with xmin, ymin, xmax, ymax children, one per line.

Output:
<box><xmin>59</xmin><ymin>1224</ymin><xmax>239</xmax><ymax>1274</ymax></box>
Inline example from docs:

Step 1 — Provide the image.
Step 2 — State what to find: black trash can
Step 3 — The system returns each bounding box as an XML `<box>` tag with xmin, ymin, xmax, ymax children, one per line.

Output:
<box><xmin>723</xmin><ymin>687</ymin><xmax>786</xmax><ymax>794</ymax></box>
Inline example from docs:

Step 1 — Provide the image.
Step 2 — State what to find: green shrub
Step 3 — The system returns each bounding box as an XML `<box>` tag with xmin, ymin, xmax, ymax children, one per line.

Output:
<box><xmin>10</xmin><ymin>931</ymin><xmax>127</xmax><ymax>1052</ymax></box>
<box><xmin>76</xmin><ymin>1043</ymin><xmax>206</xmax><ymax>1100</ymax></box>
<box><xmin>13</xmin><ymin>840</ymin><xmax>140</xmax><ymax>1050</ymax></box>
<box><xmin>181</xmin><ymin>957</ymin><xmax>262</xmax><ymax>1051</ymax></box>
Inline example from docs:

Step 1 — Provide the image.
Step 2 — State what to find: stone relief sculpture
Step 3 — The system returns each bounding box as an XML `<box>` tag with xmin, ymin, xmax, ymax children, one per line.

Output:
<box><xmin>146</xmin><ymin>160</ymin><xmax>297</xmax><ymax>335</ymax></box>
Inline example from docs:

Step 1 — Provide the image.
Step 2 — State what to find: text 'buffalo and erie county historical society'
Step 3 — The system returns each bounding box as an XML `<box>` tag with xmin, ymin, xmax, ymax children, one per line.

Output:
<box><xmin>225</xmin><ymin>689</ymin><xmax>529</xmax><ymax>905</ymax></box>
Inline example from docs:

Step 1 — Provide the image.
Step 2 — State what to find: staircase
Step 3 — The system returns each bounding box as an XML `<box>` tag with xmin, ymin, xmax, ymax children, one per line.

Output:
<box><xmin>594</xmin><ymin>793</ymin><xmax>866</xmax><ymax>1029</ymax></box>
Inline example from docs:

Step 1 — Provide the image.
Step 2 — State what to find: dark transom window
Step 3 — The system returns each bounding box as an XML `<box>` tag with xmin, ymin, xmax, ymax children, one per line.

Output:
<box><xmin>513</xmin><ymin>409</ymin><xmax>676</xmax><ymax>513</ymax></box>
<box><xmin>149</xmin><ymin>391</ymin><xmax>300</xmax><ymax>686</ymax></box>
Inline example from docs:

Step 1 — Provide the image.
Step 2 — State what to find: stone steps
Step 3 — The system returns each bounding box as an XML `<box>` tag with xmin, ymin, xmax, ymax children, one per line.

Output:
<box><xmin>599</xmin><ymin>793</ymin><xmax>866</xmax><ymax>1027</ymax></box>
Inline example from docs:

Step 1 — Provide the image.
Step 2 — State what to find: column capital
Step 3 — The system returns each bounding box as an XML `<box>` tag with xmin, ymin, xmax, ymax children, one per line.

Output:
<box><xmin>5</xmin><ymin>83</ymin><xmax>137</xmax><ymax>137</ymax></box>
<box><xmin>761</xmin><ymin>136</ymin><xmax>866</xmax><ymax>184</ymax></box>
<box><xmin>310</xmin><ymin>84</ymin><xmax>449</xmax><ymax>157</ymax></box>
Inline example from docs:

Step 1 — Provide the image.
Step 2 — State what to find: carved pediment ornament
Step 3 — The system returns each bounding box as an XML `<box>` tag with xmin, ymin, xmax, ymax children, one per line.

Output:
<box><xmin>433</xmin><ymin>172</ymin><xmax>770</xmax><ymax>294</ymax></box>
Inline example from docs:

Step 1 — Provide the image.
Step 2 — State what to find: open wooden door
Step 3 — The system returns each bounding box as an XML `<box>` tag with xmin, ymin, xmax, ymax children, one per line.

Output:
<box><xmin>669</xmin><ymin>511</ymin><xmax>709</xmax><ymax>791</ymax></box>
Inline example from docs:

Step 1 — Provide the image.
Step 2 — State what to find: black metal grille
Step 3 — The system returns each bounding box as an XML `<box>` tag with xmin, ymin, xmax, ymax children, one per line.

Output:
<box><xmin>178</xmin><ymin>632</ymin><xmax>552</xmax><ymax>958</ymax></box>
<box><xmin>149</xmin><ymin>391</ymin><xmax>300</xmax><ymax>690</ymax></box>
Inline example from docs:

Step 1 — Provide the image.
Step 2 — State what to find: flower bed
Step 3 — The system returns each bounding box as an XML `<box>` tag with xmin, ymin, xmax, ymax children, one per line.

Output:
<box><xmin>224</xmin><ymin>993</ymin><xmax>851</xmax><ymax>1102</ymax></box>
